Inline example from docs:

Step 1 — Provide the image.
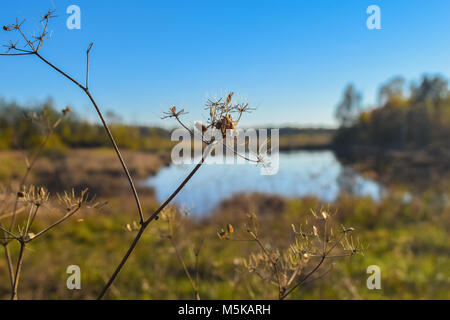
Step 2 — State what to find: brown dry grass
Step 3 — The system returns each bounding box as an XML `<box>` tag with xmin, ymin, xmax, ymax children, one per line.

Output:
<box><xmin>0</xmin><ymin>149</ymin><xmax>170</xmax><ymax>196</ymax></box>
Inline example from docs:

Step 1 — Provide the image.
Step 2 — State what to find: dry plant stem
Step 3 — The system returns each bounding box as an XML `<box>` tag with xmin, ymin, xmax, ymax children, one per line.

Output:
<box><xmin>166</xmin><ymin>216</ymin><xmax>201</xmax><ymax>299</ymax></box>
<box><xmin>1</xmin><ymin>110</ymin><xmax>61</xmax><ymax>293</ymax></box>
<box><xmin>242</xmin><ymin>216</ymin><xmax>351</xmax><ymax>300</ymax></box>
<box><xmin>3</xmin><ymin>245</ymin><xmax>15</xmax><ymax>288</ymax></box>
<box><xmin>24</xmin><ymin>205</ymin><xmax>36</xmax><ymax>236</ymax></box>
<box><xmin>98</xmin><ymin>144</ymin><xmax>214</xmax><ymax>300</ymax></box>
<box><xmin>32</xmin><ymin>51</ymin><xmax>145</xmax><ymax>224</ymax></box>
<box><xmin>11</xmin><ymin>241</ymin><xmax>25</xmax><ymax>300</ymax></box>
<box><xmin>174</xmin><ymin>115</ymin><xmax>258</xmax><ymax>164</ymax></box>
<box><xmin>2</xmin><ymin>15</ymin><xmax>145</xmax><ymax>298</ymax></box>
<box><xmin>27</xmin><ymin>206</ymin><xmax>81</xmax><ymax>242</ymax></box>
<box><xmin>4</xmin><ymin>35</ymin><xmax>213</xmax><ymax>298</ymax></box>
<box><xmin>279</xmin><ymin>255</ymin><xmax>325</xmax><ymax>300</ymax></box>
<box><xmin>86</xmin><ymin>43</ymin><xmax>93</xmax><ymax>89</ymax></box>
<box><xmin>98</xmin><ymin>222</ymin><xmax>147</xmax><ymax>300</ymax></box>
<box><xmin>250</xmin><ymin>233</ymin><xmax>284</xmax><ymax>298</ymax></box>
<box><xmin>279</xmin><ymin>231</ymin><xmax>347</xmax><ymax>300</ymax></box>
<box><xmin>1</xmin><ymin>228</ymin><xmax>16</xmax><ymax>290</ymax></box>
<box><xmin>194</xmin><ymin>241</ymin><xmax>203</xmax><ymax>299</ymax></box>
<box><xmin>0</xmin><ymin>225</ymin><xmax>19</xmax><ymax>240</ymax></box>
<box><xmin>169</xmin><ymin>236</ymin><xmax>200</xmax><ymax>300</ymax></box>
<box><xmin>9</xmin><ymin>121</ymin><xmax>54</xmax><ymax>231</ymax></box>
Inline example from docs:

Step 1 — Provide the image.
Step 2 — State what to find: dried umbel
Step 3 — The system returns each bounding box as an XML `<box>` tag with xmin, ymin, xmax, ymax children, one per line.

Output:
<box><xmin>164</xmin><ymin>92</ymin><xmax>254</xmax><ymax>141</ymax></box>
<box><xmin>1</xmin><ymin>12</ymin><xmax>56</xmax><ymax>55</ymax></box>
<box><xmin>215</xmin><ymin>114</ymin><xmax>235</xmax><ymax>136</ymax></box>
<box><xmin>204</xmin><ymin>92</ymin><xmax>253</xmax><ymax>138</ymax></box>
<box><xmin>1</xmin><ymin>9</ymin><xmax>148</xmax><ymax>299</ymax></box>
<box><xmin>1</xmin><ymin>187</ymin><xmax>100</xmax><ymax>244</ymax></box>
<box><xmin>0</xmin><ymin>184</ymin><xmax>101</xmax><ymax>299</ymax></box>
<box><xmin>17</xmin><ymin>186</ymin><xmax>50</xmax><ymax>207</ymax></box>
<box><xmin>62</xmin><ymin>106</ymin><xmax>71</xmax><ymax>116</ymax></box>
<box><xmin>220</xmin><ymin>210</ymin><xmax>363</xmax><ymax>300</ymax></box>
<box><xmin>0</xmin><ymin>102</ymin><xmax>84</xmax><ymax>298</ymax></box>
<box><xmin>163</xmin><ymin>92</ymin><xmax>274</xmax><ymax>171</ymax></box>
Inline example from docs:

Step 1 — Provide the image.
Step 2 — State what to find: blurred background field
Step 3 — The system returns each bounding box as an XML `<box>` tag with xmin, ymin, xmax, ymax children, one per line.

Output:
<box><xmin>1</xmin><ymin>0</ymin><xmax>450</xmax><ymax>300</ymax></box>
<box><xmin>0</xmin><ymin>73</ymin><xmax>449</xmax><ymax>299</ymax></box>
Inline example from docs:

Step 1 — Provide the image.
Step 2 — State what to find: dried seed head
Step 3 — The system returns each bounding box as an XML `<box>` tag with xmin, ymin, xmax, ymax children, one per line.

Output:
<box><xmin>62</xmin><ymin>106</ymin><xmax>71</xmax><ymax>116</ymax></box>
<box><xmin>226</xmin><ymin>92</ymin><xmax>234</xmax><ymax>105</ymax></box>
<box><xmin>217</xmin><ymin>229</ymin><xmax>227</xmax><ymax>239</ymax></box>
<box><xmin>343</xmin><ymin>227</ymin><xmax>355</xmax><ymax>234</ymax></box>
<box><xmin>321</xmin><ymin>211</ymin><xmax>328</xmax><ymax>220</ymax></box>
<box><xmin>17</xmin><ymin>191</ymin><xmax>25</xmax><ymax>198</ymax></box>
<box><xmin>162</xmin><ymin>106</ymin><xmax>187</xmax><ymax>119</ymax></box>
<box><xmin>194</xmin><ymin>121</ymin><xmax>208</xmax><ymax>133</ymax></box>
<box><xmin>2</xmin><ymin>26</ymin><xmax>12</xmax><ymax>31</ymax></box>
<box><xmin>216</xmin><ymin>114</ymin><xmax>235</xmax><ymax>136</ymax></box>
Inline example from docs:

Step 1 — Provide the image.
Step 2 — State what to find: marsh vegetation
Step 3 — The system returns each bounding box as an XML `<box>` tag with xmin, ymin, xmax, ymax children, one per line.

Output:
<box><xmin>0</xmin><ymin>8</ymin><xmax>449</xmax><ymax>300</ymax></box>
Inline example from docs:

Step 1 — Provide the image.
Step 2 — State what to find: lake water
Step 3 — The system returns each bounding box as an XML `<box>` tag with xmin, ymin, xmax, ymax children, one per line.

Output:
<box><xmin>146</xmin><ymin>150</ymin><xmax>384</xmax><ymax>215</ymax></box>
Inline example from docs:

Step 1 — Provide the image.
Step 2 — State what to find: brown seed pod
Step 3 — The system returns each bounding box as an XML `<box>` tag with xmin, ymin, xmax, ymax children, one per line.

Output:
<box><xmin>226</xmin><ymin>92</ymin><xmax>234</xmax><ymax>105</ymax></box>
<box><xmin>218</xmin><ymin>230</ymin><xmax>227</xmax><ymax>239</ymax></box>
<box><xmin>195</xmin><ymin>122</ymin><xmax>208</xmax><ymax>133</ymax></box>
<box><xmin>62</xmin><ymin>106</ymin><xmax>71</xmax><ymax>116</ymax></box>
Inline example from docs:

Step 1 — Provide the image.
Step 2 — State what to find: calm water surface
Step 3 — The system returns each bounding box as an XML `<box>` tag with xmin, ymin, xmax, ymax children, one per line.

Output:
<box><xmin>146</xmin><ymin>150</ymin><xmax>384</xmax><ymax>215</ymax></box>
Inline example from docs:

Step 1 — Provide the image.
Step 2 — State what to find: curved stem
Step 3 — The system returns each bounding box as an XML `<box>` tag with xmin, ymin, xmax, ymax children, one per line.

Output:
<box><xmin>3</xmin><ymin>244</ymin><xmax>15</xmax><ymax>289</ymax></box>
<box><xmin>34</xmin><ymin>52</ymin><xmax>145</xmax><ymax>224</ymax></box>
<box><xmin>3</xmin><ymin>37</ymin><xmax>215</xmax><ymax>299</ymax></box>
<box><xmin>9</xmin><ymin>116</ymin><xmax>55</xmax><ymax>232</ymax></box>
<box><xmin>169</xmin><ymin>235</ymin><xmax>199</xmax><ymax>300</ymax></box>
<box><xmin>11</xmin><ymin>241</ymin><xmax>25</xmax><ymax>300</ymax></box>
<box><xmin>98</xmin><ymin>144</ymin><xmax>213</xmax><ymax>300</ymax></box>
<box><xmin>280</xmin><ymin>256</ymin><xmax>325</xmax><ymax>300</ymax></box>
<box><xmin>27</xmin><ymin>206</ymin><xmax>81</xmax><ymax>242</ymax></box>
<box><xmin>97</xmin><ymin>222</ymin><xmax>147</xmax><ymax>300</ymax></box>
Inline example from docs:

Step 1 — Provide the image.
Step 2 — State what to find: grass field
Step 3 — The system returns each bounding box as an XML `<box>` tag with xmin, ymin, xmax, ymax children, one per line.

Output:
<box><xmin>0</xmin><ymin>186</ymin><xmax>448</xmax><ymax>299</ymax></box>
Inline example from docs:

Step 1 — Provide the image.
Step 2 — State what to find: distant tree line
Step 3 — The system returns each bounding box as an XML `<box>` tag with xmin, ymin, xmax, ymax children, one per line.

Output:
<box><xmin>0</xmin><ymin>98</ymin><xmax>173</xmax><ymax>152</ymax></box>
<box><xmin>333</xmin><ymin>75</ymin><xmax>450</xmax><ymax>150</ymax></box>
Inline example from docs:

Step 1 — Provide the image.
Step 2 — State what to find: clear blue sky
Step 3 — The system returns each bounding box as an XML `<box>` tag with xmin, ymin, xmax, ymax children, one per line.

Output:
<box><xmin>1</xmin><ymin>0</ymin><xmax>449</xmax><ymax>128</ymax></box>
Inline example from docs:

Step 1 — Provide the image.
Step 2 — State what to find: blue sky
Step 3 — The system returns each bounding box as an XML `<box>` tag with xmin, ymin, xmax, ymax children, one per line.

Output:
<box><xmin>1</xmin><ymin>0</ymin><xmax>449</xmax><ymax>128</ymax></box>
